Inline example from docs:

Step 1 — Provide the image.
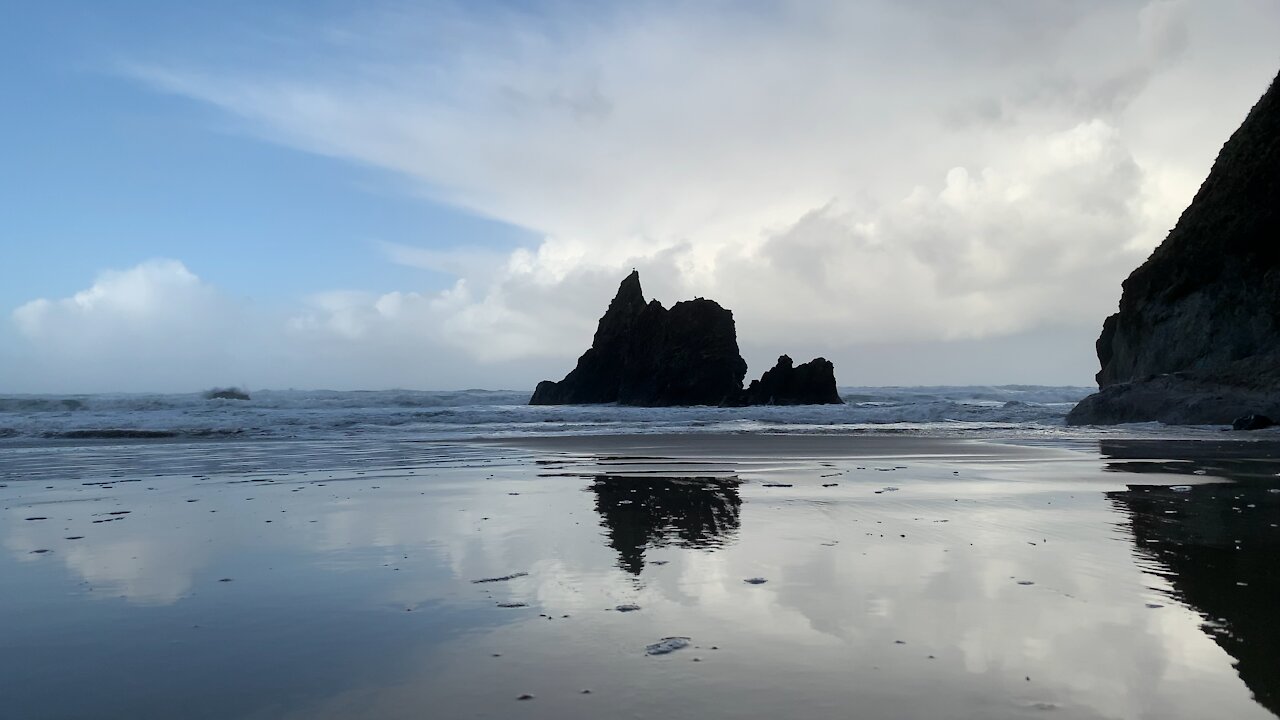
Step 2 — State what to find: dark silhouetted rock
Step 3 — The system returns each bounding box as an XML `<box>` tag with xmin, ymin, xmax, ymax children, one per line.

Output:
<box><xmin>204</xmin><ymin>387</ymin><xmax>250</xmax><ymax>401</ymax></box>
<box><xmin>1067</xmin><ymin>370</ymin><xmax>1280</xmax><ymax>425</ymax></box>
<box><xmin>530</xmin><ymin>271</ymin><xmax>747</xmax><ymax>406</ymax></box>
<box><xmin>1233</xmin><ymin>413</ymin><xmax>1276</xmax><ymax>431</ymax></box>
<box><xmin>531</xmin><ymin>271</ymin><xmax>846</xmax><ymax>406</ymax></box>
<box><xmin>1070</xmin><ymin>69</ymin><xmax>1280</xmax><ymax>425</ymax></box>
<box><xmin>723</xmin><ymin>355</ymin><xmax>843</xmax><ymax>406</ymax></box>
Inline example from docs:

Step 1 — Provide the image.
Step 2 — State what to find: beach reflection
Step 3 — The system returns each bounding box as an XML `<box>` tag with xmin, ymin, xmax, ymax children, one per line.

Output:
<box><xmin>1103</xmin><ymin>440</ymin><xmax>1280</xmax><ymax>717</ymax></box>
<box><xmin>1</xmin><ymin>437</ymin><xmax>1279</xmax><ymax>720</ymax></box>
<box><xmin>591</xmin><ymin>474</ymin><xmax>741</xmax><ymax>574</ymax></box>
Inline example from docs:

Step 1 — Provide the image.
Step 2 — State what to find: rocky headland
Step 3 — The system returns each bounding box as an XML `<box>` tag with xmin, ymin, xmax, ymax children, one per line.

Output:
<box><xmin>529</xmin><ymin>271</ymin><xmax>842</xmax><ymax>406</ymax></box>
<box><xmin>1068</xmin><ymin>68</ymin><xmax>1280</xmax><ymax>426</ymax></box>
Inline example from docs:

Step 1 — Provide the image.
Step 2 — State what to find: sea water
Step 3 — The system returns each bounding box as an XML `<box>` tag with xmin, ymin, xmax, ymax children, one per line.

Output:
<box><xmin>0</xmin><ymin>385</ymin><xmax>1211</xmax><ymax>444</ymax></box>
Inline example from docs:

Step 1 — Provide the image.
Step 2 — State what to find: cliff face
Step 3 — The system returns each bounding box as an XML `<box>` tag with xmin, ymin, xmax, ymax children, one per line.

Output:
<box><xmin>530</xmin><ymin>272</ymin><xmax>748</xmax><ymax>406</ymax></box>
<box><xmin>615</xmin><ymin>297</ymin><xmax>748</xmax><ymax>405</ymax></box>
<box><xmin>1069</xmin><ymin>69</ymin><xmax>1280</xmax><ymax>425</ymax></box>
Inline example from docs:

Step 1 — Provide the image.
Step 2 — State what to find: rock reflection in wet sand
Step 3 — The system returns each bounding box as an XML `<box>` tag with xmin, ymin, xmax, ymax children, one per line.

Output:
<box><xmin>1104</xmin><ymin>440</ymin><xmax>1280</xmax><ymax>717</ymax></box>
<box><xmin>590</xmin><ymin>474</ymin><xmax>741</xmax><ymax>574</ymax></box>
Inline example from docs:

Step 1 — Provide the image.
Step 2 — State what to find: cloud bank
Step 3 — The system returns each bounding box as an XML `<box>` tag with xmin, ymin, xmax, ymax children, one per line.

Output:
<box><xmin>7</xmin><ymin>0</ymin><xmax>1280</xmax><ymax>391</ymax></box>
<box><xmin>5</xmin><ymin>259</ymin><xmax>565</xmax><ymax>392</ymax></box>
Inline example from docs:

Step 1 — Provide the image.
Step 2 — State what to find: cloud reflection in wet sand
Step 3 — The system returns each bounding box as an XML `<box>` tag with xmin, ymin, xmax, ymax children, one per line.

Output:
<box><xmin>0</xmin><ymin>437</ymin><xmax>1277</xmax><ymax>719</ymax></box>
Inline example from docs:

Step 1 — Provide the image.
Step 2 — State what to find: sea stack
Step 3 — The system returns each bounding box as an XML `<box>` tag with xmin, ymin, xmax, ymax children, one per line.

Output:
<box><xmin>530</xmin><ymin>272</ymin><xmax>843</xmax><ymax>406</ymax></box>
<box><xmin>1068</xmin><ymin>69</ymin><xmax>1280</xmax><ymax>426</ymax></box>
<box><xmin>723</xmin><ymin>355</ymin><xmax>842</xmax><ymax>406</ymax></box>
<box><xmin>530</xmin><ymin>271</ymin><xmax>747</xmax><ymax>406</ymax></box>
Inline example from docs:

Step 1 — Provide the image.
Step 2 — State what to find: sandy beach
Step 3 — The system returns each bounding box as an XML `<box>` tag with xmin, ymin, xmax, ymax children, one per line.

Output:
<box><xmin>2</xmin><ymin>433</ymin><xmax>1277</xmax><ymax>719</ymax></box>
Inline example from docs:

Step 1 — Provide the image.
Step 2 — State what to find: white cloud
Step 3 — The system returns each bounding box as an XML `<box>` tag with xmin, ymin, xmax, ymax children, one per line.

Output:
<box><xmin>14</xmin><ymin>260</ymin><xmax>228</xmax><ymax>343</ymax></box>
<box><xmin>10</xmin><ymin>1</ymin><xmax>1280</xmax><ymax>390</ymax></box>
<box><xmin>5</xmin><ymin>260</ymin><xmax>563</xmax><ymax>392</ymax></box>
<box><xmin>8</xmin><ymin>260</ymin><xmax>252</xmax><ymax>392</ymax></box>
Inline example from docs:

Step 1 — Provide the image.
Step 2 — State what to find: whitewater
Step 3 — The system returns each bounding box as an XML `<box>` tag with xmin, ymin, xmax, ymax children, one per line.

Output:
<box><xmin>0</xmin><ymin>385</ymin><xmax>1219</xmax><ymax>444</ymax></box>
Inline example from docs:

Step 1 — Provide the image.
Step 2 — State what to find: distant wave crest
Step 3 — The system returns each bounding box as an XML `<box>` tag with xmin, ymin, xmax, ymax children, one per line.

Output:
<box><xmin>0</xmin><ymin>386</ymin><xmax>1092</xmax><ymax>443</ymax></box>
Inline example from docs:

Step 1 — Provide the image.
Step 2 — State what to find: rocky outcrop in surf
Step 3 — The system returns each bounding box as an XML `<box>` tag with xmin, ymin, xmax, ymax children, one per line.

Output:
<box><xmin>530</xmin><ymin>271</ymin><xmax>747</xmax><ymax>406</ymax></box>
<box><xmin>529</xmin><ymin>272</ymin><xmax>842</xmax><ymax>406</ymax></box>
<box><xmin>1068</xmin><ymin>68</ymin><xmax>1280</xmax><ymax>426</ymax></box>
<box><xmin>722</xmin><ymin>355</ymin><xmax>842</xmax><ymax>406</ymax></box>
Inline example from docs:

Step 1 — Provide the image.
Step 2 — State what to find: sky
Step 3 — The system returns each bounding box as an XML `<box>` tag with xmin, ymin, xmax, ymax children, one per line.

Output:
<box><xmin>2</xmin><ymin>0</ymin><xmax>1279</xmax><ymax>393</ymax></box>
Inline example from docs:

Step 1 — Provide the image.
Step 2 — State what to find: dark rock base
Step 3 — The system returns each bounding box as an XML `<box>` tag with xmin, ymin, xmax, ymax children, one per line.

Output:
<box><xmin>1233</xmin><ymin>414</ymin><xmax>1276</xmax><ymax>431</ymax></box>
<box><xmin>722</xmin><ymin>355</ymin><xmax>842</xmax><ymax>406</ymax></box>
<box><xmin>1067</xmin><ymin>370</ymin><xmax>1280</xmax><ymax>426</ymax></box>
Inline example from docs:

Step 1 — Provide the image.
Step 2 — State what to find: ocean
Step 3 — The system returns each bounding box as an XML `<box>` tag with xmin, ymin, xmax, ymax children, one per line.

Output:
<box><xmin>0</xmin><ymin>384</ymin><xmax>1204</xmax><ymax>444</ymax></box>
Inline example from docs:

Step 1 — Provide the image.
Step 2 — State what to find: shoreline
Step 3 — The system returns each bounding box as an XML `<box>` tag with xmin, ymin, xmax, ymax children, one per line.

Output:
<box><xmin>479</xmin><ymin>431</ymin><xmax>1081</xmax><ymax>459</ymax></box>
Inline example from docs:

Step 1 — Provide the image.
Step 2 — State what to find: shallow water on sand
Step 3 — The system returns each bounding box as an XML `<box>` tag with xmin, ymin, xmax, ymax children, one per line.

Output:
<box><xmin>2</xmin><ymin>435</ymin><xmax>1278</xmax><ymax>719</ymax></box>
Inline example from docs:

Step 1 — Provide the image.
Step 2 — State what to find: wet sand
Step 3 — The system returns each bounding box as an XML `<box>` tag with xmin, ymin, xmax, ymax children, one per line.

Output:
<box><xmin>2</xmin><ymin>434</ymin><xmax>1279</xmax><ymax>719</ymax></box>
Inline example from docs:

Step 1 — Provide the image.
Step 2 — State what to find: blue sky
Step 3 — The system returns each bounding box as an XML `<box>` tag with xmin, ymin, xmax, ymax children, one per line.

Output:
<box><xmin>0</xmin><ymin>1</ymin><xmax>534</xmax><ymax>310</ymax></box>
<box><xmin>3</xmin><ymin>1</ymin><xmax>1279</xmax><ymax>392</ymax></box>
